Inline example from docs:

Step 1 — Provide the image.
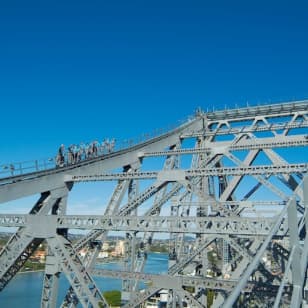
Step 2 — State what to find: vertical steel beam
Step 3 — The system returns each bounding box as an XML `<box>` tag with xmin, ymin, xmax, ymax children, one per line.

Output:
<box><xmin>41</xmin><ymin>256</ymin><xmax>61</xmax><ymax>308</ymax></box>
<box><xmin>0</xmin><ymin>187</ymin><xmax>68</xmax><ymax>291</ymax></box>
<box><xmin>288</xmin><ymin>197</ymin><xmax>302</xmax><ymax>308</ymax></box>
<box><xmin>222</xmin><ymin>203</ymin><xmax>289</xmax><ymax>308</ymax></box>
<box><xmin>41</xmin><ymin>190</ymin><xmax>69</xmax><ymax>308</ymax></box>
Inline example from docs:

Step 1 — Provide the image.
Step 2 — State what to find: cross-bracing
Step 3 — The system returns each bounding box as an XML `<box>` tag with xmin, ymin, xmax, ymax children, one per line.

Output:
<box><xmin>0</xmin><ymin>100</ymin><xmax>307</xmax><ymax>307</ymax></box>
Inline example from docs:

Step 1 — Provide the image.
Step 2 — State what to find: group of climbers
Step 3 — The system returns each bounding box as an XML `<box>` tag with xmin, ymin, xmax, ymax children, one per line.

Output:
<box><xmin>56</xmin><ymin>138</ymin><xmax>116</xmax><ymax>167</ymax></box>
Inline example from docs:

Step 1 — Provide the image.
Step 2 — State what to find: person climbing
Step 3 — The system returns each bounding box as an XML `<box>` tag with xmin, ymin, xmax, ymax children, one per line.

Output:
<box><xmin>10</xmin><ymin>164</ymin><xmax>15</xmax><ymax>176</ymax></box>
<box><xmin>56</xmin><ymin>144</ymin><xmax>65</xmax><ymax>167</ymax></box>
<box><xmin>67</xmin><ymin>145</ymin><xmax>74</xmax><ymax>164</ymax></box>
<box><xmin>92</xmin><ymin>141</ymin><xmax>98</xmax><ymax>157</ymax></box>
<box><xmin>100</xmin><ymin>139</ymin><xmax>107</xmax><ymax>154</ymax></box>
<box><xmin>110</xmin><ymin>138</ymin><xmax>116</xmax><ymax>152</ymax></box>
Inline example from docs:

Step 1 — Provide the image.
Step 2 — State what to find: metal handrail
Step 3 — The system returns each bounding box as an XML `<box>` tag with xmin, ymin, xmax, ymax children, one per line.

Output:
<box><xmin>0</xmin><ymin>114</ymin><xmax>194</xmax><ymax>179</ymax></box>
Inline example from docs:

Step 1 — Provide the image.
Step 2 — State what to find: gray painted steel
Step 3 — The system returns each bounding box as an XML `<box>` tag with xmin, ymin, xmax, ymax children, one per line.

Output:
<box><xmin>0</xmin><ymin>101</ymin><xmax>307</xmax><ymax>308</ymax></box>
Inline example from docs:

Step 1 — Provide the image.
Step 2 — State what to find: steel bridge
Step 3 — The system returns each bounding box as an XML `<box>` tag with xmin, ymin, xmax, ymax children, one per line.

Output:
<box><xmin>0</xmin><ymin>100</ymin><xmax>308</xmax><ymax>307</ymax></box>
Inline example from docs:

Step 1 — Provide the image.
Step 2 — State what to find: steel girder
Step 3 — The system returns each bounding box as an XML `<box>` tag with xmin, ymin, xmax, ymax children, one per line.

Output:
<box><xmin>0</xmin><ymin>186</ymin><xmax>70</xmax><ymax>292</ymax></box>
<box><xmin>0</xmin><ymin>101</ymin><xmax>307</xmax><ymax>308</ymax></box>
<box><xmin>0</xmin><ymin>213</ymin><xmax>286</xmax><ymax>236</ymax></box>
<box><xmin>66</xmin><ymin>163</ymin><xmax>308</xmax><ymax>182</ymax></box>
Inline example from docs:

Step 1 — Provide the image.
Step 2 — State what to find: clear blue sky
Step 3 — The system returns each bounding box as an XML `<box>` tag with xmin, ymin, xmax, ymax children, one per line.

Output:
<box><xmin>0</xmin><ymin>0</ymin><xmax>308</xmax><ymax>163</ymax></box>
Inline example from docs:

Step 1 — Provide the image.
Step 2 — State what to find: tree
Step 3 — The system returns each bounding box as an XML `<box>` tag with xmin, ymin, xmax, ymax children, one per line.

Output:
<box><xmin>207</xmin><ymin>289</ymin><xmax>214</xmax><ymax>307</ymax></box>
<box><xmin>102</xmin><ymin>290</ymin><xmax>121</xmax><ymax>306</ymax></box>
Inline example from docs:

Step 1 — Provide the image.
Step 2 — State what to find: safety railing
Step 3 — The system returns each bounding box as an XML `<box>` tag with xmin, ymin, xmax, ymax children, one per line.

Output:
<box><xmin>0</xmin><ymin>158</ymin><xmax>56</xmax><ymax>178</ymax></box>
<box><xmin>0</xmin><ymin>115</ymin><xmax>195</xmax><ymax>179</ymax></box>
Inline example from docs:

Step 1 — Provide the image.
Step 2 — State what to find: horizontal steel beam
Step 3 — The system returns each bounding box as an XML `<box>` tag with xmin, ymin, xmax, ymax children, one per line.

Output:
<box><xmin>67</xmin><ymin>163</ymin><xmax>308</xmax><ymax>182</ymax></box>
<box><xmin>143</xmin><ymin>135</ymin><xmax>308</xmax><ymax>157</ymax></box>
<box><xmin>91</xmin><ymin>268</ymin><xmax>265</xmax><ymax>292</ymax></box>
<box><xmin>0</xmin><ymin>214</ymin><xmax>286</xmax><ymax>236</ymax></box>
<box><xmin>203</xmin><ymin>100</ymin><xmax>308</xmax><ymax>121</ymax></box>
<box><xmin>181</xmin><ymin>120</ymin><xmax>308</xmax><ymax>138</ymax></box>
<box><xmin>176</xmin><ymin>200</ymin><xmax>286</xmax><ymax>207</ymax></box>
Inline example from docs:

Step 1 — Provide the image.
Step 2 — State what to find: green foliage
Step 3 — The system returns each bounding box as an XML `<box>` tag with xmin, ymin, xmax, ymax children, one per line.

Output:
<box><xmin>103</xmin><ymin>290</ymin><xmax>121</xmax><ymax>306</ymax></box>
<box><xmin>22</xmin><ymin>260</ymin><xmax>45</xmax><ymax>272</ymax></box>
<box><xmin>183</xmin><ymin>286</ymin><xmax>195</xmax><ymax>293</ymax></box>
<box><xmin>0</xmin><ymin>239</ymin><xmax>8</xmax><ymax>246</ymax></box>
<box><xmin>149</xmin><ymin>244</ymin><xmax>168</xmax><ymax>253</ymax></box>
<box><xmin>207</xmin><ymin>289</ymin><xmax>214</xmax><ymax>307</ymax></box>
<box><xmin>207</xmin><ymin>251</ymin><xmax>217</xmax><ymax>265</ymax></box>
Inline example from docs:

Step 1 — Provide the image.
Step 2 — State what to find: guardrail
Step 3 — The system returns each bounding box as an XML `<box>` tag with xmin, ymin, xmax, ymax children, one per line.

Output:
<box><xmin>0</xmin><ymin>158</ymin><xmax>56</xmax><ymax>178</ymax></box>
<box><xmin>0</xmin><ymin>115</ymin><xmax>194</xmax><ymax>179</ymax></box>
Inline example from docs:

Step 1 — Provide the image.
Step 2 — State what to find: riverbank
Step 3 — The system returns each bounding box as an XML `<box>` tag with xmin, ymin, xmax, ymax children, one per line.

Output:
<box><xmin>19</xmin><ymin>269</ymin><xmax>45</xmax><ymax>274</ymax></box>
<box><xmin>0</xmin><ymin>253</ymin><xmax>168</xmax><ymax>307</ymax></box>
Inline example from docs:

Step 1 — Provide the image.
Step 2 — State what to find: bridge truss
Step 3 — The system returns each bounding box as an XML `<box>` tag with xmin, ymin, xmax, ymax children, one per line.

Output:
<box><xmin>0</xmin><ymin>100</ymin><xmax>308</xmax><ymax>307</ymax></box>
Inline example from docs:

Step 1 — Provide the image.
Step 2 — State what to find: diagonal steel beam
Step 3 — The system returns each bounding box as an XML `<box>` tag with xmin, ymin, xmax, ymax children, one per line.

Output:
<box><xmin>222</xmin><ymin>176</ymin><xmax>307</xmax><ymax>307</ymax></box>
<box><xmin>47</xmin><ymin>235</ymin><xmax>108</xmax><ymax>308</ymax></box>
<box><xmin>0</xmin><ymin>187</ymin><xmax>69</xmax><ymax>292</ymax></box>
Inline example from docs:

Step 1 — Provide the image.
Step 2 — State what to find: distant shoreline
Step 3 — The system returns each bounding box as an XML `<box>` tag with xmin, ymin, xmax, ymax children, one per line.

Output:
<box><xmin>17</xmin><ymin>251</ymin><xmax>168</xmax><ymax>274</ymax></box>
<box><xmin>19</xmin><ymin>269</ymin><xmax>44</xmax><ymax>274</ymax></box>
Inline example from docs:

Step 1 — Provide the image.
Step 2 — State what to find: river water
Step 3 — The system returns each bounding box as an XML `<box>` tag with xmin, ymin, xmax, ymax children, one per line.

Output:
<box><xmin>0</xmin><ymin>253</ymin><xmax>168</xmax><ymax>307</ymax></box>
